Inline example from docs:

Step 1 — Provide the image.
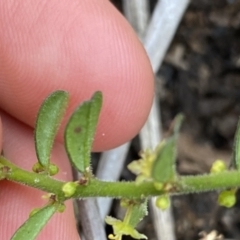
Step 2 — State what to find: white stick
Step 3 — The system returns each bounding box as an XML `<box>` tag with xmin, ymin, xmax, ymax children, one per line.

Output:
<box><xmin>140</xmin><ymin>1</ymin><xmax>190</xmax><ymax>240</ymax></box>
<box><xmin>144</xmin><ymin>0</ymin><xmax>190</xmax><ymax>73</ymax></box>
<box><xmin>123</xmin><ymin>0</ymin><xmax>177</xmax><ymax>239</ymax></box>
<box><xmin>122</xmin><ymin>0</ymin><xmax>150</xmax><ymax>38</ymax></box>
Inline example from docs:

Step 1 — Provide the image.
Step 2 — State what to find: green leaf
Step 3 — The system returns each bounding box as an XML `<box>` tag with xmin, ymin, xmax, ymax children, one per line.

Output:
<box><xmin>35</xmin><ymin>91</ymin><xmax>69</xmax><ymax>169</ymax></box>
<box><xmin>151</xmin><ymin>137</ymin><xmax>176</xmax><ymax>183</ymax></box>
<box><xmin>151</xmin><ymin>114</ymin><xmax>183</xmax><ymax>183</ymax></box>
<box><xmin>128</xmin><ymin>200</ymin><xmax>148</xmax><ymax>228</ymax></box>
<box><xmin>11</xmin><ymin>204</ymin><xmax>57</xmax><ymax>240</ymax></box>
<box><xmin>233</xmin><ymin>117</ymin><xmax>240</xmax><ymax>170</ymax></box>
<box><xmin>64</xmin><ymin>92</ymin><xmax>102</xmax><ymax>173</ymax></box>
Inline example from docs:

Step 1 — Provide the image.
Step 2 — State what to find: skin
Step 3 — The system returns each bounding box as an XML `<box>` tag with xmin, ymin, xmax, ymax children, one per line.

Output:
<box><xmin>0</xmin><ymin>0</ymin><xmax>154</xmax><ymax>239</ymax></box>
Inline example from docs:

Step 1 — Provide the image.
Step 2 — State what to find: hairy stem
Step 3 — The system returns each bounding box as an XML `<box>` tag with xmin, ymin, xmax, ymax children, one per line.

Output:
<box><xmin>178</xmin><ymin>172</ymin><xmax>240</xmax><ymax>194</ymax></box>
<box><xmin>0</xmin><ymin>156</ymin><xmax>66</xmax><ymax>199</ymax></box>
<box><xmin>1</xmin><ymin>156</ymin><xmax>240</xmax><ymax>199</ymax></box>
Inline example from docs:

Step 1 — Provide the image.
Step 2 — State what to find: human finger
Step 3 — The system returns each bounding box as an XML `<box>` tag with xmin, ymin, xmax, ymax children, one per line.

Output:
<box><xmin>0</xmin><ymin>0</ymin><xmax>154</xmax><ymax>151</ymax></box>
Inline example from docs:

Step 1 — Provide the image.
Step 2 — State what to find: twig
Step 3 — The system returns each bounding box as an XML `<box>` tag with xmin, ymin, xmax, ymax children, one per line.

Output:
<box><xmin>73</xmin><ymin>168</ymin><xmax>107</xmax><ymax>240</ymax></box>
<box><xmin>77</xmin><ymin>198</ymin><xmax>107</xmax><ymax>240</ymax></box>
<box><xmin>73</xmin><ymin>165</ymin><xmax>107</xmax><ymax>240</ymax></box>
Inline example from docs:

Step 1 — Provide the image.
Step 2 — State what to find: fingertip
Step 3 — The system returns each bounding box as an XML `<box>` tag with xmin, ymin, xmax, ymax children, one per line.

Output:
<box><xmin>67</xmin><ymin>0</ymin><xmax>155</xmax><ymax>151</ymax></box>
<box><xmin>0</xmin><ymin>0</ymin><xmax>154</xmax><ymax>151</ymax></box>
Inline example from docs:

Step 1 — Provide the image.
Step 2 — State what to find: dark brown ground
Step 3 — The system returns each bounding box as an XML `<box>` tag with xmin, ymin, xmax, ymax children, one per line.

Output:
<box><xmin>108</xmin><ymin>1</ymin><xmax>240</xmax><ymax>239</ymax></box>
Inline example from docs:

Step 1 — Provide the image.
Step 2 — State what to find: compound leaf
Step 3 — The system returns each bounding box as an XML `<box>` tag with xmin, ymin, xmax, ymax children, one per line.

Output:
<box><xmin>11</xmin><ymin>204</ymin><xmax>57</xmax><ymax>240</ymax></box>
<box><xmin>64</xmin><ymin>92</ymin><xmax>102</xmax><ymax>173</ymax></box>
<box><xmin>35</xmin><ymin>91</ymin><xmax>69</xmax><ymax>169</ymax></box>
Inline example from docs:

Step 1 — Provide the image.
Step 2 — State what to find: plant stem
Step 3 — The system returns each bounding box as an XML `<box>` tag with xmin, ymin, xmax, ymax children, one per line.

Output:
<box><xmin>1</xmin><ymin>156</ymin><xmax>240</xmax><ymax>199</ymax></box>
<box><xmin>0</xmin><ymin>156</ymin><xmax>66</xmax><ymax>199</ymax></box>
<box><xmin>178</xmin><ymin>172</ymin><xmax>240</xmax><ymax>194</ymax></box>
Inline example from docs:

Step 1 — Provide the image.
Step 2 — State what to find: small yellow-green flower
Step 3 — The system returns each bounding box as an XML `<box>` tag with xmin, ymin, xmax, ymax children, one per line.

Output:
<box><xmin>127</xmin><ymin>142</ymin><xmax>165</xmax><ymax>184</ymax></box>
<box><xmin>105</xmin><ymin>216</ymin><xmax>147</xmax><ymax>240</ymax></box>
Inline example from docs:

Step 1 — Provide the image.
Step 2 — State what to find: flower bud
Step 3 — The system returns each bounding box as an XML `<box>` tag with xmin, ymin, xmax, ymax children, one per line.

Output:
<box><xmin>62</xmin><ymin>181</ymin><xmax>77</xmax><ymax>197</ymax></box>
<box><xmin>32</xmin><ymin>162</ymin><xmax>44</xmax><ymax>173</ymax></box>
<box><xmin>155</xmin><ymin>195</ymin><xmax>170</xmax><ymax>210</ymax></box>
<box><xmin>210</xmin><ymin>160</ymin><xmax>226</xmax><ymax>174</ymax></box>
<box><xmin>218</xmin><ymin>189</ymin><xmax>236</xmax><ymax>208</ymax></box>
<box><xmin>49</xmin><ymin>163</ymin><xmax>59</xmax><ymax>176</ymax></box>
<box><xmin>153</xmin><ymin>182</ymin><xmax>163</xmax><ymax>191</ymax></box>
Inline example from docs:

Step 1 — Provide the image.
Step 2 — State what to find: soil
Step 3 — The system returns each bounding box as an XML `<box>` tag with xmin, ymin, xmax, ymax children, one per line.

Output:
<box><xmin>109</xmin><ymin>1</ymin><xmax>240</xmax><ymax>239</ymax></box>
